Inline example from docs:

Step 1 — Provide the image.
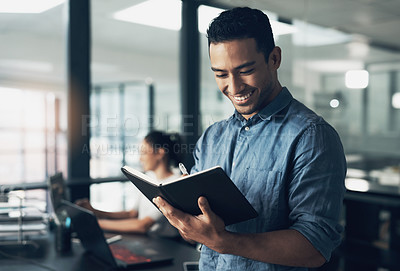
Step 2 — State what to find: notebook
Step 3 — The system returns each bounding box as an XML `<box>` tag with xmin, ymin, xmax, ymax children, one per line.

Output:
<box><xmin>60</xmin><ymin>200</ymin><xmax>173</xmax><ymax>269</ymax></box>
<box><xmin>121</xmin><ymin>165</ymin><xmax>258</xmax><ymax>226</ymax></box>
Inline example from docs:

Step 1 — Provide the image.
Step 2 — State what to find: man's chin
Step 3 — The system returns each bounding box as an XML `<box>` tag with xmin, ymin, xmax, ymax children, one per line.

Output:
<box><xmin>235</xmin><ymin>105</ymin><xmax>256</xmax><ymax>115</ymax></box>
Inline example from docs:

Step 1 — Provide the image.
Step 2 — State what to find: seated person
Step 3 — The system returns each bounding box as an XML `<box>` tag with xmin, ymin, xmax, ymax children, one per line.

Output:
<box><xmin>76</xmin><ymin>131</ymin><xmax>181</xmax><ymax>237</ymax></box>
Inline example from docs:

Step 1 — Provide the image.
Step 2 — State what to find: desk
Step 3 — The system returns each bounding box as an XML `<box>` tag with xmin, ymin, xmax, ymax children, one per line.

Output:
<box><xmin>342</xmin><ymin>177</ymin><xmax>400</xmax><ymax>271</ymax></box>
<box><xmin>0</xmin><ymin>232</ymin><xmax>200</xmax><ymax>271</ymax></box>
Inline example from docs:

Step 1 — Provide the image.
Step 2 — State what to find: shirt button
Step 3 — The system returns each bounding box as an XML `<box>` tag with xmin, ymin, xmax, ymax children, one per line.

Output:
<box><xmin>245</xmin><ymin>126</ymin><xmax>250</xmax><ymax>131</ymax></box>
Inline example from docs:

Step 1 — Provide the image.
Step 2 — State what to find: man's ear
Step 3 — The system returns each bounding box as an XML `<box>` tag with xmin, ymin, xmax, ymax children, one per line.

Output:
<box><xmin>269</xmin><ymin>46</ymin><xmax>281</xmax><ymax>69</ymax></box>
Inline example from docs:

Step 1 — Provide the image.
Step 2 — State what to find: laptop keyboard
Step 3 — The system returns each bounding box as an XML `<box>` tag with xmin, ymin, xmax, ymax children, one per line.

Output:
<box><xmin>109</xmin><ymin>244</ymin><xmax>151</xmax><ymax>264</ymax></box>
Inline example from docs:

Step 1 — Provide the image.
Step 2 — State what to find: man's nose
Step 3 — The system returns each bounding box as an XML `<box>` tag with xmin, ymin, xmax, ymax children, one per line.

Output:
<box><xmin>228</xmin><ymin>75</ymin><xmax>244</xmax><ymax>94</ymax></box>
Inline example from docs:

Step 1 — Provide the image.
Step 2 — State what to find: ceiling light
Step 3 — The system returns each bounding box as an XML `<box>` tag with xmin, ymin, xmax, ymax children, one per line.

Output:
<box><xmin>345</xmin><ymin>70</ymin><xmax>369</xmax><ymax>89</ymax></box>
<box><xmin>298</xmin><ymin>60</ymin><xmax>363</xmax><ymax>73</ymax></box>
<box><xmin>113</xmin><ymin>0</ymin><xmax>182</xmax><ymax>31</ymax></box>
<box><xmin>0</xmin><ymin>0</ymin><xmax>64</xmax><ymax>14</ymax></box>
<box><xmin>392</xmin><ymin>93</ymin><xmax>400</xmax><ymax>109</ymax></box>
<box><xmin>114</xmin><ymin>1</ymin><xmax>296</xmax><ymax>36</ymax></box>
<box><xmin>293</xmin><ymin>20</ymin><xmax>352</xmax><ymax>47</ymax></box>
<box><xmin>330</xmin><ymin>99</ymin><xmax>340</xmax><ymax>108</ymax></box>
<box><xmin>345</xmin><ymin>178</ymin><xmax>370</xmax><ymax>192</ymax></box>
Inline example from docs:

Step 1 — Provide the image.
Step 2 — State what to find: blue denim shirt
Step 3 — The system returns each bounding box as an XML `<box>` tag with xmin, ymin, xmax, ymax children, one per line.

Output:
<box><xmin>192</xmin><ymin>88</ymin><xmax>346</xmax><ymax>271</ymax></box>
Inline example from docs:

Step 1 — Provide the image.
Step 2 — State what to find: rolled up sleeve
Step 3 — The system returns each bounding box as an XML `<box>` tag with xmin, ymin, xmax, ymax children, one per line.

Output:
<box><xmin>288</xmin><ymin>123</ymin><xmax>346</xmax><ymax>261</ymax></box>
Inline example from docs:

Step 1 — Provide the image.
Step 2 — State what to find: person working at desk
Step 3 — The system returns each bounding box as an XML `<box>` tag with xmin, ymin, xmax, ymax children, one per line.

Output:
<box><xmin>153</xmin><ymin>7</ymin><xmax>347</xmax><ymax>270</ymax></box>
<box><xmin>76</xmin><ymin>131</ymin><xmax>180</xmax><ymax>237</ymax></box>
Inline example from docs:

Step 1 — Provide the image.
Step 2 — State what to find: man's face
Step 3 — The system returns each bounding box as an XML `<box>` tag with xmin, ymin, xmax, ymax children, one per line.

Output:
<box><xmin>209</xmin><ymin>38</ymin><xmax>281</xmax><ymax>119</ymax></box>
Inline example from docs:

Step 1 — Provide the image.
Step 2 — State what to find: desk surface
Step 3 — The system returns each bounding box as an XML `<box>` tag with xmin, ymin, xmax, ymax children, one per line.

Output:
<box><xmin>0</xmin><ymin>232</ymin><xmax>200</xmax><ymax>271</ymax></box>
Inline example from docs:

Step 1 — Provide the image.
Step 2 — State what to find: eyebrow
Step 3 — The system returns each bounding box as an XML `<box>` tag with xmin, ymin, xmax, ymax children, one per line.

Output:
<box><xmin>211</xmin><ymin>61</ymin><xmax>256</xmax><ymax>72</ymax></box>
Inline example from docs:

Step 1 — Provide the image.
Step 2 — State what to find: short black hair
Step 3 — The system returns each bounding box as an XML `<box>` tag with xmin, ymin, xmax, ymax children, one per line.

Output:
<box><xmin>207</xmin><ymin>7</ymin><xmax>275</xmax><ymax>63</ymax></box>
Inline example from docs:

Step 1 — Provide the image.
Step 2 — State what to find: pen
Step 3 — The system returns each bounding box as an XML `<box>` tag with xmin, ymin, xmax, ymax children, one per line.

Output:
<box><xmin>178</xmin><ymin>163</ymin><xmax>189</xmax><ymax>175</ymax></box>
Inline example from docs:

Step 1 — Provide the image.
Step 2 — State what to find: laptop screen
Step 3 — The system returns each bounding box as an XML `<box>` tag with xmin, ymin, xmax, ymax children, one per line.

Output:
<box><xmin>61</xmin><ymin>200</ymin><xmax>117</xmax><ymax>267</ymax></box>
<box><xmin>109</xmin><ymin>244</ymin><xmax>151</xmax><ymax>264</ymax></box>
<box><xmin>47</xmin><ymin>173</ymin><xmax>69</xmax><ymax>213</ymax></box>
<box><xmin>60</xmin><ymin>200</ymin><xmax>173</xmax><ymax>268</ymax></box>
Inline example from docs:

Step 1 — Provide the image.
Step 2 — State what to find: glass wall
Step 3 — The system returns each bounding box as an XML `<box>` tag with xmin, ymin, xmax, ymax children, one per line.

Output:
<box><xmin>199</xmin><ymin>4</ymin><xmax>400</xmax><ymax>160</ymax></box>
<box><xmin>0</xmin><ymin>4</ymin><xmax>66</xmax><ymax>184</ymax></box>
<box><xmin>0</xmin><ymin>89</ymin><xmax>66</xmax><ymax>184</ymax></box>
<box><xmin>89</xmin><ymin>0</ymin><xmax>181</xmax><ymax>210</ymax></box>
<box><xmin>0</xmin><ymin>2</ymin><xmax>66</xmax><ymax>204</ymax></box>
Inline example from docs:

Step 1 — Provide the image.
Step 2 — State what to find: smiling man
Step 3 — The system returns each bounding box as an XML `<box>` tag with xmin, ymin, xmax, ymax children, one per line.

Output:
<box><xmin>153</xmin><ymin>7</ymin><xmax>346</xmax><ymax>271</ymax></box>
<box><xmin>210</xmin><ymin>38</ymin><xmax>281</xmax><ymax>120</ymax></box>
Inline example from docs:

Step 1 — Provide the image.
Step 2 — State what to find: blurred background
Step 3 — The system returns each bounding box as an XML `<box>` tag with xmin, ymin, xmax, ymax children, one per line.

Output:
<box><xmin>0</xmin><ymin>0</ymin><xmax>399</xmax><ymax>246</ymax></box>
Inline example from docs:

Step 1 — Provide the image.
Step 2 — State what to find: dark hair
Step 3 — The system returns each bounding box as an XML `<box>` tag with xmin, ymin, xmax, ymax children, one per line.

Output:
<box><xmin>144</xmin><ymin>130</ymin><xmax>182</xmax><ymax>168</ymax></box>
<box><xmin>207</xmin><ymin>7</ymin><xmax>275</xmax><ymax>63</ymax></box>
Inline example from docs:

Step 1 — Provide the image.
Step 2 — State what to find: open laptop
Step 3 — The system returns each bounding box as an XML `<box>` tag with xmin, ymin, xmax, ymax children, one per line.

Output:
<box><xmin>47</xmin><ymin>172</ymin><xmax>69</xmax><ymax>214</ymax></box>
<box><xmin>60</xmin><ymin>200</ymin><xmax>173</xmax><ymax>269</ymax></box>
<box><xmin>47</xmin><ymin>173</ymin><xmax>126</xmax><ymax>246</ymax></box>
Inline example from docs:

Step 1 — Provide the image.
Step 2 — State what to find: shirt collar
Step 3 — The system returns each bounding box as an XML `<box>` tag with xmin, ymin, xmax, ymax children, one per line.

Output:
<box><xmin>231</xmin><ymin>87</ymin><xmax>293</xmax><ymax>122</ymax></box>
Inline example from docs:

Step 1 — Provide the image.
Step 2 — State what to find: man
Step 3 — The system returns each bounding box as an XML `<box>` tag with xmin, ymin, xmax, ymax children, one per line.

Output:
<box><xmin>153</xmin><ymin>7</ymin><xmax>346</xmax><ymax>270</ymax></box>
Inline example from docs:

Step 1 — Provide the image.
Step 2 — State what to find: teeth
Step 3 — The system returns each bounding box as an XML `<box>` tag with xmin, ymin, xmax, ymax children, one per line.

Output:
<box><xmin>233</xmin><ymin>90</ymin><xmax>254</xmax><ymax>102</ymax></box>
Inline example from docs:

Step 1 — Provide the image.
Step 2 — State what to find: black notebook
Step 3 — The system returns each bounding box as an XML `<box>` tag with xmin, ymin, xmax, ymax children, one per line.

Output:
<box><xmin>121</xmin><ymin>166</ymin><xmax>258</xmax><ymax>226</ymax></box>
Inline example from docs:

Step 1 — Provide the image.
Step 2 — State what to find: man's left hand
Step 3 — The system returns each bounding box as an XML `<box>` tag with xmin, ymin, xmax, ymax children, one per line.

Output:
<box><xmin>153</xmin><ymin>196</ymin><xmax>227</xmax><ymax>252</ymax></box>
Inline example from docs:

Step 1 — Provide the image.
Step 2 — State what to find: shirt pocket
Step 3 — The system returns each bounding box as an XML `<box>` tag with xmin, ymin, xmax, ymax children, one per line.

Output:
<box><xmin>242</xmin><ymin>168</ymin><xmax>282</xmax><ymax>228</ymax></box>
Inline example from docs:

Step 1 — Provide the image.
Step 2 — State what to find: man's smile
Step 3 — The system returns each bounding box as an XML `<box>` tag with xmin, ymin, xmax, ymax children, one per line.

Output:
<box><xmin>231</xmin><ymin>89</ymin><xmax>255</xmax><ymax>104</ymax></box>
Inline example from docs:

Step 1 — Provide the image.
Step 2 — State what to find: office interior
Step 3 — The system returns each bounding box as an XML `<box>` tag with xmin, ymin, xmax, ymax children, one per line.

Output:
<box><xmin>1</xmin><ymin>0</ymin><xmax>400</xmax><ymax>270</ymax></box>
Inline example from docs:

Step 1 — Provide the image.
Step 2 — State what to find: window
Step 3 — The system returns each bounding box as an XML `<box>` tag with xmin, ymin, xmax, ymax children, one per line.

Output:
<box><xmin>0</xmin><ymin>3</ymin><xmax>65</xmax><ymax>209</ymax></box>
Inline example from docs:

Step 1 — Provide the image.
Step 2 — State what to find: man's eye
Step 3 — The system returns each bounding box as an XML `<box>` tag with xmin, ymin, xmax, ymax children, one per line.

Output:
<box><xmin>240</xmin><ymin>69</ymin><xmax>254</xmax><ymax>75</ymax></box>
<box><xmin>215</xmin><ymin>74</ymin><xmax>227</xmax><ymax>78</ymax></box>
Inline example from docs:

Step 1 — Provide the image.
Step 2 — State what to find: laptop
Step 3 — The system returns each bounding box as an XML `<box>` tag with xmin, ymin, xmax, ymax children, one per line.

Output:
<box><xmin>47</xmin><ymin>172</ymin><xmax>69</xmax><ymax>214</ymax></box>
<box><xmin>60</xmin><ymin>200</ymin><xmax>173</xmax><ymax>269</ymax></box>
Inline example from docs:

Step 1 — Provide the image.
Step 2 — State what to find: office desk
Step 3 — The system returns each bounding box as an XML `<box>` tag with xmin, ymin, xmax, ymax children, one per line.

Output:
<box><xmin>342</xmin><ymin>177</ymin><xmax>400</xmax><ymax>271</ymax></box>
<box><xmin>345</xmin><ymin>178</ymin><xmax>400</xmax><ymax>246</ymax></box>
<box><xmin>0</xmin><ymin>232</ymin><xmax>200</xmax><ymax>271</ymax></box>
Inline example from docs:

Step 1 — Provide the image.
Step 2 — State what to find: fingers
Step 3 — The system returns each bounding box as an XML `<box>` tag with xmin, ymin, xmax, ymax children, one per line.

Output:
<box><xmin>152</xmin><ymin>196</ymin><xmax>170</xmax><ymax>212</ymax></box>
<box><xmin>154</xmin><ymin>196</ymin><xmax>212</xmax><ymax>221</ymax></box>
<box><xmin>153</xmin><ymin>196</ymin><xmax>197</xmax><ymax>242</ymax></box>
<box><xmin>153</xmin><ymin>197</ymin><xmax>187</xmax><ymax>227</ymax></box>
<box><xmin>153</xmin><ymin>196</ymin><xmax>225</xmax><ymax>246</ymax></box>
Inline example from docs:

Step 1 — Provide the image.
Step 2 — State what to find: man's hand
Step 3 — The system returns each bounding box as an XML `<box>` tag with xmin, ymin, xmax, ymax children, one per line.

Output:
<box><xmin>154</xmin><ymin>196</ymin><xmax>326</xmax><ymax>267</ymax></box>
<box><xmin>153</xmin><ymin>196</ymin><xmax>228</xmax><ymax>252</ymax></box>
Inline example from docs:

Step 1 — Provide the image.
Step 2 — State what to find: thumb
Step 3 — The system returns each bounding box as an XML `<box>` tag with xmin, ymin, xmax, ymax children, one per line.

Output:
<box><xmin>198</xmin><ymin>197</ymin><xmax>226</xmax><ymax>228</ymax></box>
<box><xmin>198</xmin><ymin>196</ymin><xmax>213</xmax><ymax>216</ymax></box>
